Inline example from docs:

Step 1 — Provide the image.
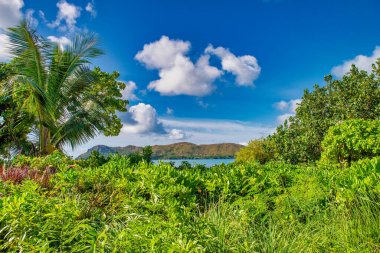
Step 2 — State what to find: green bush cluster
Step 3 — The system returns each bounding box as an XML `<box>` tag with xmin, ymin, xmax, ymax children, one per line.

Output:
<box><xmin>320</xmin><ymin>119</ymin><xmax>380</xmax><ymax>167</ymax></box>
<box><xmin>1</xmin><ymin>155</ymin><xmax>380</xmax><ymax>251</ymax></box>
<box><xmin>235</xmin><ymin>139</ymin><xmax>275</xmax><ymax>164</ymax></box>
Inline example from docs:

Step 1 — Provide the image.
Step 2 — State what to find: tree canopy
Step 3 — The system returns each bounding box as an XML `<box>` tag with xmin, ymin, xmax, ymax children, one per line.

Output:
<box><xmin>240</xmin><ymin>62</ymin><xmax>380</xmax><ymax>164</ymax></box>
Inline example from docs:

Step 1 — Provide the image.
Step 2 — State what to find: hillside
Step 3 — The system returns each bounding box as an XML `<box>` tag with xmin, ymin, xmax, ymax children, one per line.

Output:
<box><xmin>78</xmin><ymin>142</ymin><xmax>244</xmax><ymax>159</ymax></box>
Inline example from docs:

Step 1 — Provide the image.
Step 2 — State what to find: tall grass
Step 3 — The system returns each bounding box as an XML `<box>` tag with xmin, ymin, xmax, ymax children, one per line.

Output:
<box><xmin>0</xmin><ymin>154</ymin><xmax>380</xmax><ymax>252</ymax></box>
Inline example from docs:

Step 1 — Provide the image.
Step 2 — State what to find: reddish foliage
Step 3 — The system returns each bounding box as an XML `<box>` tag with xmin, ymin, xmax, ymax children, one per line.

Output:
<box><xmin>0</xmin><ymin>166</ymin><xmax>53</xmax><ymax>187</ymax></box>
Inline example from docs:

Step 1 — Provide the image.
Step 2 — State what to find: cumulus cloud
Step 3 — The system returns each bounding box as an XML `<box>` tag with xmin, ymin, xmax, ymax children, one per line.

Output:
<box><xmin>47</xmin><ymin>35</ymin><xmax>71</xmax><ymax>50</ymax></box>
<box><xmin>135</xmin><ymin>36</ymin><xmax>222</xmax><ymax>96</ymax></box>
<box><xmin>85</xmin><ymin>1</ymin><xmax>97</xmax><ymax>18</ymax></box>
<box><xmin>48</xmin><ymin>0</ymin><xmax>81</xmax><ymax>31</ymax></box>
<box><xmin>121</xmin><ymin>103</ymin><xmax>192</xmax><ymax>141</ymax></box>
<box><xmin>122</xmin><ymin>103</ymin><xmax>166</xmax><ymax>135</ymax></box>
<box><xmin>331</xmin><ymin>46</ymin><xmax>380</xmax><ymax>78</ymax></box>
<box><xmin>205</xmin><ymin>45</ymin><xmax>261</xmax><ymax>86</ymax></box>
<box><xmin>0</xmin><ymin>0</ymin><xmax>24</xmax><ymax>61</ymax></box>
<box><xmin>0</xmin><ymin>0</ymin><xmax>23</xmax><ymax>30</ymax></box>
<box><xmin>168</xmin><ymin>129</ymin><xmax>189</xmax><ymax>140</ymax></box>
<box><xmin>121</xmin><ymin>81</ymin><xmax>139</xmax><ymax>101</ymax></box>
<box><xmin>274</xmin><ymin>99</ymin><xmax>302</xmax><ymax>123</ymax></box>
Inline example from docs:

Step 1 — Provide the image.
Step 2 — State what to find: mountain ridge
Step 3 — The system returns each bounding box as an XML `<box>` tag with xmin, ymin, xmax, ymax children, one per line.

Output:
<box><xmin>77</xmin><ymin>142</ymin><xmax>244</xmax><ymax>159</ymax></box>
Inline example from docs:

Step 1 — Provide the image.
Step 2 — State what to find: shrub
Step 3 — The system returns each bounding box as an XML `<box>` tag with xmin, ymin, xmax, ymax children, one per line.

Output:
<box><xmin>0</xmin><ymin>166</ymin><xmax>52</xmax><ymax>187</ymax></box>
<box><xmin>236</xmin><ymin>139</ymin><xmax>275</xmax><ymax>164</ymax></box>
<box><xmin>1</xmin><ymin>155</ymin><xmax>380</xmax><ymax>251</ymax></box>
<box><xmin>12</xmin><ymin>150</ymin><xmax>74</xmax><ymax>171</ymax></box>
<box><xmin>79</xmin><ymin>150</ymin><xmax>110</xmax><ymax>167</ymax></box>
<box><xmin>320</xmin><ymin>119</ymin><xmax>380</xmax><ymax>167</ymax></box>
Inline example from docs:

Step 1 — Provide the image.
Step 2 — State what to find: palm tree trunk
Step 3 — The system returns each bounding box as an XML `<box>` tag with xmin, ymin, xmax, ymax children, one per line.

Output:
<box><xmin>39</xmin><ymin>125</ymin><xmax>52</xmax><ymax>155</ymax></box>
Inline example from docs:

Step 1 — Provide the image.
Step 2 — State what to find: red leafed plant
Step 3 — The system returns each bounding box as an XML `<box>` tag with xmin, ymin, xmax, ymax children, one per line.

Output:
<box><xmin>0</xmin><ymin>166</ymin><xmax>53</xmax><ymax>187</ymax></box>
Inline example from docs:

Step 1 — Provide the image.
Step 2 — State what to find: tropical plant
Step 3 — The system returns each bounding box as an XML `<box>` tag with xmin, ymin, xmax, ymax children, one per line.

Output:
<box><xmin>1</xmin><ymin>155</ymin><xmax>380</xmax><ymax>251</ymax></box>
<box><xmin>2</xmin><ymin>21</ymin><xmax>127</xmax><ymax>155</ymax></box>
<box><xmin>0</xmin><ymin>63</ymin><xmax>34</xmax><ymax>157</ymax></box>
<box><xmin>320</xmin><ymin>119</ymin><xmax>380</xmax><ymax>167</ymax></box>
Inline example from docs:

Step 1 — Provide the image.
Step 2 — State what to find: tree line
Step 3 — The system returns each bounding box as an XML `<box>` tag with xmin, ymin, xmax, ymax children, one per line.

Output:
<box><xmin>237</xmin><ymin>62</ymin><xmax>380</xmax><ymax>166</ymax></box>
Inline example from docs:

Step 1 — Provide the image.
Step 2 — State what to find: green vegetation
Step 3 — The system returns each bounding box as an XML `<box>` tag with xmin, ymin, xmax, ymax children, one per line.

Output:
<box><xmin>236</xmin><ymin>139</ymin><xmax>274</xmax><ymax>164</ymax></box>
<box><xmin>320</xmin><ymin>119</ymin><xmax>380</xmax><ymax>167</ymax></box>
<box><xmin>1</xmin><ymin>22</ymin><xmax>380</xmax><ymax>252</ymax></box>
<box><xmin>1</xmin><ymin>154</ymin><xmax>380</xmax><ymax>251</ymax></box>
<box><xmin>0</xmin><ymin>22</ymin><xmax>127</xmax><ymax>157</ymax></box>
<box><xmin>239</xmin><ymin>63</ymin><xmax>380</xmax><ymax>165</ymax></box>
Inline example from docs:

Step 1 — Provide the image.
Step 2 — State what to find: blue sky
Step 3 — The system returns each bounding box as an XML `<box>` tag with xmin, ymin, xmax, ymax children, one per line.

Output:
<box><xmin>1</xmin><ymin>0</ymin><xmax>380</xmax><ymax>156</ymax></box>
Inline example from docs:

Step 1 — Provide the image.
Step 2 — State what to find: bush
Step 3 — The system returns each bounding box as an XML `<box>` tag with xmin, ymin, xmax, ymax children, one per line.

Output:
<box><xmin>320</xmin><ymin>119</ymin><xmax>380</xmax><ymax>167</ymax></box>
<box><xmin>236</xmin><ymin>139</ymin><xmax>275</xmax><ymax>164</ymax></box>
<box><xmin>1</xmin><ymin>155</ymin><xmax>380</xmax><ymax>251</ymax></box>
<box><xmin>11</xmin><ymin>150</ymin><xmax>74</xmax><ymax>171</ymax></box>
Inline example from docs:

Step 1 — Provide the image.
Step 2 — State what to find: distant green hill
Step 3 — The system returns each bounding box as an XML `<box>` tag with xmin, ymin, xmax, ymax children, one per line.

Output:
<box><xmin>77</xmin><ymin>142</ymin><xmax>244</xmax><ymax>159</ymax></box>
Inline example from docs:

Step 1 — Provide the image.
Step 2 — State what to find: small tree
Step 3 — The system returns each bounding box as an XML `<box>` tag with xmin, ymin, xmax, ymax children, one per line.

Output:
<box><xmin>236</xmin><ymin>139</ymin><xmax>274</xmax><ymax>164</ymax></box>
<box><xmin>320</xmin><ymin>119</ymin><xmax>380</xmax><ymax>167</ymax></box>
<box><xmin>142</xmin><ymin>146</ymin><xmax>153</xmax><ymax>163</ymax></box>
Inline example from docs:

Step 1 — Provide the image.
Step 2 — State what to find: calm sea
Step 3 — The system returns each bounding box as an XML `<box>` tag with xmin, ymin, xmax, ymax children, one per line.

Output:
<box><xmin>152</xmin><ymin>158</ymin><xmax>235</xmax><ymax>167</ymax></box>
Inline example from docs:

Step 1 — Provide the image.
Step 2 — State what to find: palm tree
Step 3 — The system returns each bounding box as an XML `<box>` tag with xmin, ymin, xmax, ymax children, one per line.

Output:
<box><xmin>6</xmin><ymin>21</ymin><xmax>111</xmax><ymax>155</ymax></box>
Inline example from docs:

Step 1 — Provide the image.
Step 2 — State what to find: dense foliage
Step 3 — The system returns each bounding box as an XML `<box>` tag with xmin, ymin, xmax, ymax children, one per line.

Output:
<box><xmin>0</xmin><ymin>22</ymin><xmax>127</xmax><ymax>156</ymax></box>
<box><xmin>239</xmin><ymin>63</ymin><xmax>380</xmax><ymax>164</ymax></box>
<box><xmin>1</xmin><ymin>154</ymin><xmax>380</xmax><ymax>251</ymax></box>
<box><xmin>235</xmin><ymin>139</ymin><xmax>274</xmax><ymax>164</ymax></box>
<box><xmin>1</xmin><ymin>19</ymin><xmax>380</xmax><ymax>253</ymax></box>
<box><xmin>320</xmin><ymin>119</ymin><xmax>380</xmax><ymax>167</ymax></box>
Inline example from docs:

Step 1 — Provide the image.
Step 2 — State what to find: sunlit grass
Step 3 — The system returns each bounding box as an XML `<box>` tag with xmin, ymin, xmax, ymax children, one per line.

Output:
<box><xmin>1</xmin><ymin>154</ymin><xmax>380</xmax><ymax>252</ymax></box>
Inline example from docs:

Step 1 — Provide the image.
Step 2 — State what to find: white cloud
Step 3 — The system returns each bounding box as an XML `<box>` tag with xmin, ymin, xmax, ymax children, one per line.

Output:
<box><xmin>121</xmin><ymin>103</ymin><xmax>191</xmax><ymax>141</ymax></box>
<box><xmin>135</xmin><ymin>35</ymin><xmax>190</xmax><ymax>69</ymax></box>
<box><xmin>274</xmin><ymin>99</ymin><xmax>301</xmax><ymax>114</ymax></box>
<box><xmin>276</xmin><ymin>113</ymin><xmax>294</xmax><ymax>124</ymax></box>
<box><xmin>274</xmin><ymin>100</ymin><xmax>288</xmax><ymax>111</ymax></box>
<box><xmin>161</xmin><ymin>118</ymin><xmax>274</xmax><ymax>138</ymax></box>
<box><xmin>47</xmin><ymin>35</ymin><xmax>70</xmax><ymax>50</ymax></box>
<box><xmin>0</xmin><ymin>0</ymin><xmax>24</xmax><ymax>61</ymax></box>
<box><xmin>274</xmin><ymin>99</ymin><xmax>302</xmax><ymax>123</ymax></box>
<box><xmin>331</xmin><ymin>46</ymin><xmax>380</xmax><ymax>78</ymax></box>
<box><xmin>168</xmin><ymin>129</ymin><xmax>189</xmax><ymax>140</ymax></box>
<box><xmin>121</xmin><ymin>81</ymin><xmax>139</xmax><ymax>101</ymax></box>
<box><xmin>0</xmin><ymin>0</ymin><xmax>23</xmax><ymax>30</ymax></box>
<box><xmin>85</xmin><ymin>2</ymin><xmax>97</xmax><ymax>18</ymax></box>
<box><xmin>0</xmin><ymin>34</ymin><xmax>11</xmax><ymax>61</ymax></box>
<box><xmin>122</xmin><ymin>103</ymin><xmax>166</xmax><ymax>135</ymax></box>
<box><xmin>49</xmin><ymin>0</ymin><xmax>81</xmax><ymax>31</ymax></box>
<box><xmin>205</xmin><ymin>45</ymin><xmax>261</xmax><ymax>86</ymax></box>
<box><xmin>135</xmin><ymin>36</ymin><xmax>222</xmax><ymax>96</ymax></box>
